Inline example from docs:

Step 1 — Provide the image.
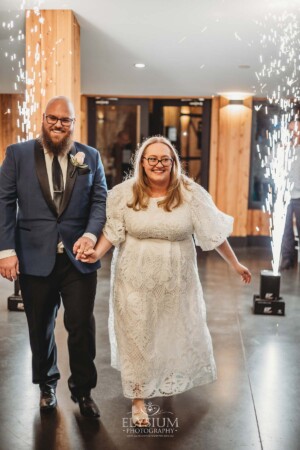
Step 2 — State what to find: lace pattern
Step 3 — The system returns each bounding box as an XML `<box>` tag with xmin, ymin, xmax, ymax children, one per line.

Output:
<box><xmin>106</xmin><ymin>179</ymin><xmax>232</xmax><ymax>398</ymax></box>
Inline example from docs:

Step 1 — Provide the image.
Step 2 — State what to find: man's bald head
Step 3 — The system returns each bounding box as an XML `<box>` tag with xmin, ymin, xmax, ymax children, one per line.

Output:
<box><xmin>45</xmin><ymin>96</ymin><xmax>75</xmax><ymax>118</ymax></box>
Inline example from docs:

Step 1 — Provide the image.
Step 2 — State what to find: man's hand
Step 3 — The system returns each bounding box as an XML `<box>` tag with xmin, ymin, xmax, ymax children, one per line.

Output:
<box><xmin>0</xmin><ymin>256</ymin><xmax>19</xmax><ymax>281</ymax></box>
<box><xmin>73</xmin><ymin>236</ymin><xmax>95</xmax><ymax>257</ymax></box>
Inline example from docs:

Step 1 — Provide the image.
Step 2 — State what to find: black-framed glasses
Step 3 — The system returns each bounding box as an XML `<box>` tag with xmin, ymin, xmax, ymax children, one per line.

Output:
<box><xmin>45</xmin><ymin>114</ymin><xmax>75</xmax><ymax>127</ymax></box>
<box><xmin>143</xmin><ymin>157</ymin><xmax>173</xmax><ymax>167</ymax></box>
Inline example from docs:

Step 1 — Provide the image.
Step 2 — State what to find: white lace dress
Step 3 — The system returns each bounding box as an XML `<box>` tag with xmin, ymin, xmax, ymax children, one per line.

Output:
<box><xmin>103</xmin><ymin>178</ymin><xmax>233</xmax><ymax>399</ymax></box>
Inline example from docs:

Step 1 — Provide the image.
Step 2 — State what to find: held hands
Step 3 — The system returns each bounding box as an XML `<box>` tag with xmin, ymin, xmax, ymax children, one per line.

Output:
<box><xmin>0</xmin><ymin>256</ymin><xmax>19</xmax><ymax>281</ymax></box>
<box><xmin>76</xmin><ymin>247</ymin><xmax>100</xmax><ymax>263</ymax></box>
<box><xmin>73</xmin><ymin>236</ymin><xmax>100</xmax><ymax>263</ymax></box>
<box><xmin>75</xmin><ymin>234</ymin><xmax>112</xmax><ymax>263</ymax></box>
<box><xmin>73</xmin><ymin>236</ymin><xmax>95</xmax><ymax>261</ymax></box>
<box><xmin>234</xmin><ymin>262</ymin><xmax>252</xmax><ymax>284</ymax></box>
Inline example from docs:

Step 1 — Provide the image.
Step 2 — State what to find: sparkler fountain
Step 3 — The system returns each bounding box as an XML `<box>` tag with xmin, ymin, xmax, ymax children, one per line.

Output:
<box><xmin>2</xmin><ymin>1</ymin><xmax>46</xmax><ymax>310</ymax></box>
<box><xmin>253</xmin><ymin>8</ymin><xmax>300</xmax><ymax>315</ymax></box>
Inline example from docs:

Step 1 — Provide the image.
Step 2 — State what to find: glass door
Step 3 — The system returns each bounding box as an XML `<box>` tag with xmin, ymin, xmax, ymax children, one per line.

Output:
<box><xmin>150</xmin><ymin>99</ymin><xmax>211</xmax><ymax>189</ymax></box>
<box><xmin>88</xmin><ymin>98</ymin><xmax>149</xmax><ymax>188</ymax></box>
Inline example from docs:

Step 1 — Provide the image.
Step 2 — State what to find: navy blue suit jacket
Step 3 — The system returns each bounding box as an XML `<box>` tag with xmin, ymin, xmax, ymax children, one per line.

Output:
<box><xmin>0</xmin><ymin>139</ymin><xmax>107</xmax><ymax>276</ymax></box>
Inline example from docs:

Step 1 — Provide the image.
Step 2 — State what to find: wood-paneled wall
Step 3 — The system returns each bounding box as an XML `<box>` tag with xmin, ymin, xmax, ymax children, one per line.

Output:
<box><xmin>80</xmin><ymin>95</ymin><xmax>88</xmax><ymax>145</ymax></box>
<box><xmin>209</xmin><ymin>96</ymin><xmax>270</xmax><ymax>237</ymax></box>
<box><xmin>0</xmin><ymin>94</ymin><xmax>25</xmax><ymax>163</ymax></box>
<box><xmin>209</xmin><ymin>96</ymin><xmax>219</xmax><ymax>201</ymax></box>
<box><xmin>247</xmin><ymin>210</ymin><xmax>270</xmax><ymax>236</ymax></box>
<box><xmin>25</xmin><ymin>9</ymin><xmax>81</xmax><ymax>140</ymax></box>
<box><xmin>210</xmin><ymin>96</ymin><xmax>253</xmax><ymax>236</ymax></box>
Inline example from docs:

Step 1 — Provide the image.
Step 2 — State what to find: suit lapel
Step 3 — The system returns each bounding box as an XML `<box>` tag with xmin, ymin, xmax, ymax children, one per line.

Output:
<box><xmin>34</xmin><ymin>139</ymin><xmax>58</xmax><ymax>217</ymax></box>
<box><xmin>58</xmin><ymin>144</ymin><xmax>78</xmax><ymax>218</ymax></box>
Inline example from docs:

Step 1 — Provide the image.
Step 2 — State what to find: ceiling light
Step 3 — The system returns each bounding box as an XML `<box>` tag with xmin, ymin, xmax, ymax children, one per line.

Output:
<box><xmin>238</xmin><ymin>65</ymin><xmax>251</xmax><ymax>69</ymax></box>
<box><xmin>134</xmin><ymin>63</ymin><xmax>146</xmax><ymax>68</ymax></box>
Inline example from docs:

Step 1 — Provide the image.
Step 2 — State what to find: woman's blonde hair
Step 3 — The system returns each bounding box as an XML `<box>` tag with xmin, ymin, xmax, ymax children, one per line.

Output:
<box><xmin>127</xmin><ymin>135</ymin><xmax>191</xmax><ymax>212</ymax></box>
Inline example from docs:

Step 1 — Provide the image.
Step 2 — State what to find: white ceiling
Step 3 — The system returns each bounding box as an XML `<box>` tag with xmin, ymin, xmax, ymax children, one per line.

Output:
<box><xmin>0</xmin><ymin>0</ymin><xmax>299</xmax><ymax>97</ymax></box>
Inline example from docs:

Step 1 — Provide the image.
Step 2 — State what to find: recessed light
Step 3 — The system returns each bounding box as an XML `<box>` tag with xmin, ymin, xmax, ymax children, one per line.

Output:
<box><xmin>134</xmin><ymin>63</ymin><xmax>146</xmax><ymax>68</ymax></box>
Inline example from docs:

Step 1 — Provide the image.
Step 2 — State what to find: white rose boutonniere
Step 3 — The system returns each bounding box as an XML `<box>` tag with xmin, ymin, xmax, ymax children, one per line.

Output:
<box><xmin>70</xmin><ymin>152</ymin><xmax>90</xmax><ymax>177</ymax></box>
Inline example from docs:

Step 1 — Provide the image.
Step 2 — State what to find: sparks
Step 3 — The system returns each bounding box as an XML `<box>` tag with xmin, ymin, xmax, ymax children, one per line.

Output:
<box><xmin>255</xmin><ymin>7</ymin><xmax>300</xmax><ymax>272</ymax></box>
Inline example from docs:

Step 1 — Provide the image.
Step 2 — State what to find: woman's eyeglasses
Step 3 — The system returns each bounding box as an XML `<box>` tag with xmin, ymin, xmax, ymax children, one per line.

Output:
<box><xmin>143</xmin><ymin>157</ymin><xmax>173</xmax><ymax>167</ymax></box>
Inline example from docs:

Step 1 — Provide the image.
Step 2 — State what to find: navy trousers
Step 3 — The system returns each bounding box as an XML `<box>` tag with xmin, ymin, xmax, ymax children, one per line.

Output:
<box><xmin>19</xmin><ymin>252</ymin><xmax>98</xmax><ymax>396</ymax></box>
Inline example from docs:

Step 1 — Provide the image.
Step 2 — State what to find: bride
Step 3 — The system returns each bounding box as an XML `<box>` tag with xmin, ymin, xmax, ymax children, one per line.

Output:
<box><xmin>76</xmin><ymin>135</ymin><xmax>251</xmax><ymax>427</ymax></box>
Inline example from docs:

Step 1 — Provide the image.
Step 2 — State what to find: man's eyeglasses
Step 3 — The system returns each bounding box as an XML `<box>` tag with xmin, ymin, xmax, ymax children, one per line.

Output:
<box><xmin>45</xmin><ymin>115</ymin><xmax>75</xmax><ymax>127</ymax></box>
<box><xmin>143</xmin><ymin>157</ymin><xmax>173</xmax><ymax>167</ymax></box>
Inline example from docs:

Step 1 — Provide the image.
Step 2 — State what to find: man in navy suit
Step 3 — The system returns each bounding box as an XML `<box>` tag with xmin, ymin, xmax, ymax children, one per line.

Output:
<box><xmin>0</xmin><ymin>96</ymin><xmax>107</xmax><ymax>418</ymax></box>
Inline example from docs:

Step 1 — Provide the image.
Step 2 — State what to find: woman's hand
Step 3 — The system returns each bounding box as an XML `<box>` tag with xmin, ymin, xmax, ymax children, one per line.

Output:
<box><xmin>215</xmin><ymin>240</ymin><xmax>251</xmax><ymax>284</ymax></box>
<box><xmin>76</xmin><ymin>248</ymin><xmax>99</xmax><ymax>263</ymax></box>
<box><xmin>234</xmin><ymin>263</ymin><xmax>252</xmax><ymax>284</ymax></box>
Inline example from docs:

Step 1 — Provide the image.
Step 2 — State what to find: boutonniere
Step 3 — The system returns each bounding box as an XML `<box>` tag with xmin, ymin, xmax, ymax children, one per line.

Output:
<box><xmin>70</xmin><ymin>152</ymin><xmax>90</xmax><ymax>177</ymax></box>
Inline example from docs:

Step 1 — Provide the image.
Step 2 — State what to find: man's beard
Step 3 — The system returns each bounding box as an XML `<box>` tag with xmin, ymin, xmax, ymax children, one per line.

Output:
<box><xmin>40</xmin><ymin>124</ymin><xmax>73</xmax><ymax>156</ymax></box>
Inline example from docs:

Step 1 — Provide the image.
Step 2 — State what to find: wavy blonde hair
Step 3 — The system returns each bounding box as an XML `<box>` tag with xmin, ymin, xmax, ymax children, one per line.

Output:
<box><xmin>127</xmin><ymin>135</ymin><xmax>191</xmax><ymax>212</ymax></box>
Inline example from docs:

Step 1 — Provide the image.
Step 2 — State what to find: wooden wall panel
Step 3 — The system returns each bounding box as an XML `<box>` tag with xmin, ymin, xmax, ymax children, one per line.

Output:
<box><xmin>209</xmin><ymin>97</ymin><xmax>219</xmax><ymax>202</ymax></box>
<box><xmin>210</xmin><ymin>96</ymin><xmax>253</xmax><ymax>236</ymax></box>
<box><xmin>0</xmin><ymin>94</ymin><xmax>25</xmax><ymax>163</ymax></box>
<box><xmin>247</xmin><ymin>210</ymin><xmax>270</xmax><ymax>236</ymax></box>
<box><xmin>25</xmin><ymin>10</ymin><xmax>81</xmax><ymax>140</ymax></box>
<box><xmin>209</xmin><ymin>95</ymin><xmax>271</xmax><ymax>237</ymax></box>
<box><xmin>80</xmin><ymin>95</ymin><xmax>88</xmax><ymax>145</ymax></box>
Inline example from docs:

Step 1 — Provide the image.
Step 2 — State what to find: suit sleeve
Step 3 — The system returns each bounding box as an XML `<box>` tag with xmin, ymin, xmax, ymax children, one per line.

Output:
<box><xmin>84</xmin><ymin>151</ymin><xmax>107</xmax><ymax>238</ymax></box>
<box><xmin>0</xmin><ymin>146</ymin><xmax>18</xmax><ymax>251</ymax></box>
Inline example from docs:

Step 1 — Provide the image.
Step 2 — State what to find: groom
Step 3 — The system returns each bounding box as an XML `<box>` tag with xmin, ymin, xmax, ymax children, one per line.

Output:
<box><xmin>0</xmin><ymin>96</ymin><xmax>107</xmax><ymax>418</ymax></box>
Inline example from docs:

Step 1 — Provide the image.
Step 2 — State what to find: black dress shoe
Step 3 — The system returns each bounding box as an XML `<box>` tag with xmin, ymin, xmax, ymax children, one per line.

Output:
<box><xmin>40</xmin><ymin>387</ymin><xmax>57</xmax><ymax>412</ymax></box>
<box><xmin>71</xmin><ymin>394</ymin><xmax>100</xmax><ymax>418</ymax></box>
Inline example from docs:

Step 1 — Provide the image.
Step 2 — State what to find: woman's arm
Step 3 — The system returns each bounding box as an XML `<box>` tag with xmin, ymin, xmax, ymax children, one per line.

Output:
<box><xmin>216</xmin><ymin>239</ymin><xmax>251</xmax><ymax>284</ymax></box>
<box><xmin>76</xmin><ymin>233</ymin><xmax>113</xmax><ymax>263</ymax></box>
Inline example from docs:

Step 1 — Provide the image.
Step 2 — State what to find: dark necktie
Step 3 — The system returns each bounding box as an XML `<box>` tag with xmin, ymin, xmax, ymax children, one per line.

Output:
<box><xmin>52</xmin><ymin>155</ymin><xmax>64</xmax><ymax>213</ymax></box>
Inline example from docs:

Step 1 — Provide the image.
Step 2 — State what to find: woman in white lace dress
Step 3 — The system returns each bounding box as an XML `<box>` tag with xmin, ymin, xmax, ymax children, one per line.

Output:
<box><xmin>78</xmin><ymin>136</ymin><xmax>251</xmax><ymax>427</ymax></box>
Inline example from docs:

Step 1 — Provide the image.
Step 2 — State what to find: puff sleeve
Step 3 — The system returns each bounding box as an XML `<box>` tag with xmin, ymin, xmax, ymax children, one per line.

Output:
<box><xmin>190</xmin><ymin>182</ymin><xmax>233</xmax><ymax>251</ymax></box>
<box><xmin>103</xmin><ymin>184</ymin><xmax>126</xmax><ymax>247</ymax></box>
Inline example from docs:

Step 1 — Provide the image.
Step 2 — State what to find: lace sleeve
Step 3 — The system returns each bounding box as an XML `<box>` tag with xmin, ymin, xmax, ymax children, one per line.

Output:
<box><xmin>189</xmin><ymin>182</ymin><xmax>234</xmax><ymax>251</ymax></box>
<box><xmin>103</xmin><ymin>184</ymin><xmax>126</xmax><ymax>247</ymax></box>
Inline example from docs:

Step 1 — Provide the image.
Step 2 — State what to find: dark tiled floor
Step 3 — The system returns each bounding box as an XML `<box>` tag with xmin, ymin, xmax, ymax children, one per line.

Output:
<box><xmin>0</xmin><ymin>247</ymin><xmax>299</xmax><ymax>450</ymax></box>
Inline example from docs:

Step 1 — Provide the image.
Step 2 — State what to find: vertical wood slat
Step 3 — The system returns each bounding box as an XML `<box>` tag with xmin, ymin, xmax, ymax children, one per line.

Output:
<box><xmin>0</xmin><ymin>94</ymin><xmax>25</xmax><ymax>163</ymax></box>
<box><xmin>209</xmin><ymin>96</ymin><xmax>219</xmax><ymax>203</ymax></box>
<box><xmin>211</xmin><ymin>96</ymin><xmax>253</xmax><ymax>236</ymax></box>
<box><xmin>80</xmin><ymin>95</ymin><xmax>88</xmax><ymax>145</ymax></box>
<box><xmin>25</xmin><ymin>10</ymin><xmax>81</xmax><ymax>141</ymax></box>
<box><xmin>247</xmin><ymin>210</ymin><xmax>270</xmax><ymax>236</ymax></box>
<box><xmin>209</xmin><ymin>95</ymin><xmax>271</xmax><ymax>237</ymax></box>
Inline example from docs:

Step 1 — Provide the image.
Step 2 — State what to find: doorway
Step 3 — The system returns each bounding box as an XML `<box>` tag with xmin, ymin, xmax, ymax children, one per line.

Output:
<box><xmin>87</xmin><ymin>97</ymin><xmax>149</xmax><ymax>188</ymax></box>
<box><xmin>150</xmin><ymin>98</ymin><xmax>211</xmax><ymax>190</ymax></box>
<box><xmin>87</xmin><ymin>97</ymin><xmax>211</xmax><ymax>189</ymax></box>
